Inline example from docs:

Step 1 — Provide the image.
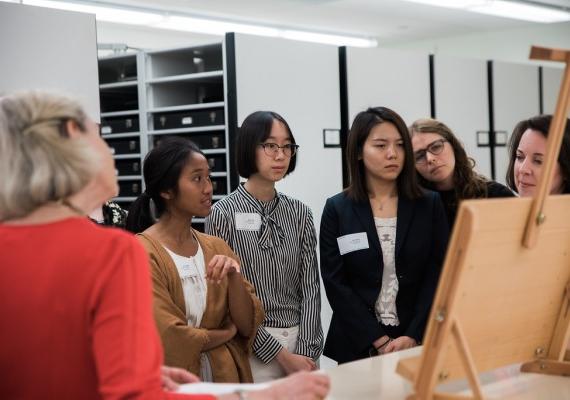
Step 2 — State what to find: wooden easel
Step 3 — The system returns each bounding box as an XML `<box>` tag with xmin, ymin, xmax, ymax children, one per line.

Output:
<box><xmin>396</xmin><ymin>46</ymin><xmax>570</xmax><ymax>399</ymax></box>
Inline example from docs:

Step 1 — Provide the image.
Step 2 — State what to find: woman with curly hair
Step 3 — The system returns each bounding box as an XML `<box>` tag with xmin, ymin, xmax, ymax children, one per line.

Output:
<box><xmin>410</xmin><ymin>118</ymin><xmax>514</xmax><ymax>229</ymax></box>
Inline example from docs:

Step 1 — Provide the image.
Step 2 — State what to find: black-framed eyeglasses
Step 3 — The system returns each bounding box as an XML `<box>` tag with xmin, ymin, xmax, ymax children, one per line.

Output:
<box><xmin>414</xmin><ymin>139</ymin><xmax>447</xmax><ymax>164</ymax></box>
<box><xmin>258</xmin><ymin>143</ymin><xmax>299</xmax><ymax>158</ymax></box>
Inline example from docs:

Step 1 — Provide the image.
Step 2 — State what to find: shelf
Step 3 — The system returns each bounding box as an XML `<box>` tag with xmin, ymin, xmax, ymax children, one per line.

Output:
<box><xmin>99</xmin><ymin>42</ymin><xmax>230</xmax><ymax>207</ymax></box>
<box><xmin>114</xmin><ymin>154</ymin><xmax>141</xmax><ymax>160</ymax></box>
<box><xmin>148</xmin><ymin>125</ymin><xmax>225</xmax><ymax>135</ymax></box>
<box><xmin>149</xmin><ymin>79</ymin><xmax>223</xmax><ymax>108</ymax></box>
<box><xmin>99</xmin><ymin>53</ymin><xmax>138</xmax><ymax>84</ymax></box>
<box><xmin>147</xmin><ymin>43</ymin><xmax>223</xmax><ymax>79</ymax></box>
<box><xmin>202</xmin><ymin>148</ymin><xmax>227</xmax><ymax>155</ymax></box>
<box><xmin>102</xmin><ymin>132</ymin><xmax>140</xmax><ymax>139</ymax></box>
<box><xmin>101</xmin><ymin>110</ymin><xmax>140</xmax><ymax>118</ymax></box>
<box><xmin>147</xmin><ymin>70</ymin><xmax>223</xmax><ymax>84</ymax></box>
<box><xmin>117</xmin><ymin>175</ymin><xmax>142</xmax><ymax>181</ymax></box>
<box><xmin>100</xmin><ymin>85</ymin><xmax>139</xmax><ymax>113</ymax></box>
<box><xmin>148</xmin><ymin>102</ymin><xmax>225</xmax><ymax>114</ymax></box>
<box><xmin>100</xmin><ymin>81</ymin><xmax>138</xmax><ymax>90</ymax></box>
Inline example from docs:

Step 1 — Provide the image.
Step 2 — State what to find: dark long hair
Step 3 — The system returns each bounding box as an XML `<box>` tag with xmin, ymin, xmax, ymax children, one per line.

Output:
<box><xmin>409</xmin><ymin>118</ymin><xmax>488</xmax><ymax>199</ymax></box>
<box><xmin>236</xmin><ymin>110</ymin><xmax>297</xmax><ymax>178</ymax></box>
<box><xmin>506</xmin><ymin>114</ymin><xmax>570</xmax><ymax>194</ymax></box>
<box><xmin>125</xmin><ymin>137</ymin><xmax>204</xmax><ymax>233</ymax></box>
<box><xmin>345</xmin><ymin>106</ymin><xmax>423</xmax><ymax>202</ymax></box>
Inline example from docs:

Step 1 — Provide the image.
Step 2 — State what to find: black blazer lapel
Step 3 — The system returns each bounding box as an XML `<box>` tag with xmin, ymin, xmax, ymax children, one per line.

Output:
<box><xmin>395</xmin><ymin>195</ymin><xmax>415</xmax><ymax>259</ymax></box>
<box><xmin>351</xmin><ymin>199</ymin><xmax>382</xmax><ymax>257</ymax></box>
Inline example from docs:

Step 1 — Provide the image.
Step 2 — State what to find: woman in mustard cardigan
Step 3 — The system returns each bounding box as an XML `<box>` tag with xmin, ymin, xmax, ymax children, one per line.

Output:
<box><xmin>126</xmin><ymin>137</ymin><xmax>264</xmax><ymax>383</ymax></box>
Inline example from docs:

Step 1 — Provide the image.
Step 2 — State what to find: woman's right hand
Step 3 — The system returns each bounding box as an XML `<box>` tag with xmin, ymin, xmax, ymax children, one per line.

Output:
<box><xmin>275</xmin><ymin>348</ymin><xmax>317</xmax><ymax>375</ymax></box>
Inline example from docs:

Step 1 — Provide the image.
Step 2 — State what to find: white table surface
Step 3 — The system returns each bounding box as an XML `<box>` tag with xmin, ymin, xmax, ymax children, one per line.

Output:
<box><xmin>323</xmin><ymin>347</ymin><xmax>570</xmax><ymax>399</ymax></box>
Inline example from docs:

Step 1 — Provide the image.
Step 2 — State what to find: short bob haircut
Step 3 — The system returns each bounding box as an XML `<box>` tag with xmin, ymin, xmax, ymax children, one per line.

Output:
<box><xmin>409</xmin><ymin>118</ymin><xmax>488</xmax><ymax>199</ymax></box>
<box><xmin>0</xmin><ymin>91</ymin><xmax>97</xmax><ymax>221</ymax></box>
<box><xmin>506</xmin><ymin>114</ymin><xmax>570</xmax><ymax>194</ymax></box>
<box><xmin>346</xmin><ymin>106</ymin><xmax>423</xmax><ymax>202</ymax></box>
<box><xmin>236</xmin><ymin>111</ymin><xmax>297</xmax><ymax>178</ymax></box>
<box><xmin>126</xmin><ymin>136</ymin><xmax>204</xmax><ymax>233</ymax></box>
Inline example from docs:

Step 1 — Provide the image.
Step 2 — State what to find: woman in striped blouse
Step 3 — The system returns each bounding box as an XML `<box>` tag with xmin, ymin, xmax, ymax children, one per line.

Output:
<box><xmin>205</xmin><ymin>111</ymin><xmax>323</xmax><ymax>382</ymax></box>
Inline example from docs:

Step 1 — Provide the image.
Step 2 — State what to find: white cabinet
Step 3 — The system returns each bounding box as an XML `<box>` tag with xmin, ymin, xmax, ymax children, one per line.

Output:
<box><xmin>98</xmin><ymin>43</ymin><xmax>230</xmax><ymax>231</ymax></box>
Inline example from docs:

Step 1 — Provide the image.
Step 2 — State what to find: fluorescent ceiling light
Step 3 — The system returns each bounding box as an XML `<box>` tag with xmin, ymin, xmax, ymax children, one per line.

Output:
<box><xmin>24</xmin><ymin>0</ymin><xmax>164</xmax><ymax>25</ymax></box>
<box><xmin>11</xmin><ymin>0</ymin><xmax>377</xmax><ymax>47</ymax></box>
<box><xmin>400</xmin><ymin>0</ymin><xmax>570</xmax><ymax>23</ymax></box>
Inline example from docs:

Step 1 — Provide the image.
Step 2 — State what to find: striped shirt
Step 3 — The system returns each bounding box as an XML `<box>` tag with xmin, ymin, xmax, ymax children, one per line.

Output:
<box><xmin>205</xmin><ymin>184</ymin><xmax>323</xmax><ymax>363</ymax></box>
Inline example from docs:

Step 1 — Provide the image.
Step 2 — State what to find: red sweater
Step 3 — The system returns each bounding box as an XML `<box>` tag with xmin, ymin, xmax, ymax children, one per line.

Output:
<box><xmin>0</xmin><ymin>217</ymin><xmax>214</xmax><ymax>400</ymax></box>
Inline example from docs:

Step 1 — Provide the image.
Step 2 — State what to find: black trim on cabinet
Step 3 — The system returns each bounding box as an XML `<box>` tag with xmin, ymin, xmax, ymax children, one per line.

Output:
<box><xmin>487</xmin><ymin>60</ymin><xmax>496</xmax><ymax>180</ymax></box>
<box><xmin>429</xmin><ymin>54</ymin><xmax>436</xmax><ymax>118</ymax></box>
<box><xmin>225</xmin><ymin>33</ymin><xmax>240</xmax><ymax>191</ymax></box>
<box><xmin>339</xmin><ymin>46</ymin><xmax>350</xmax><ymax>189</ymax></box>
<box><xmin>538</xmin><ymin>66</ymin><xmax>544</xmax><ymax>115</ymax></box>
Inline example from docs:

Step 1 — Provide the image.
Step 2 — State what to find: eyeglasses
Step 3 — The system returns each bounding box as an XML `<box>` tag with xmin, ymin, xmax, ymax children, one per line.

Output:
<box><xmin>414</xmin><ymin>139</ymin><xmax>447</xmax><ymax>164</ymax></box>
<box><xmin>258</xmin><ymin>143</ymin><xmax>299</xmax><ymax>158</ymax></box>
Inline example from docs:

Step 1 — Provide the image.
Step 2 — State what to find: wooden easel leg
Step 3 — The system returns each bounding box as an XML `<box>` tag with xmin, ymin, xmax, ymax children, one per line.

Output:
<box><xmin>547</xmin><ymin>283</ymin><xmax>570</xmax><ymax>361</ymax></box>
<box><xmin>450</xmin><ymin>319</ymin><xmax>484</xmax><ymax>400</ymax></box>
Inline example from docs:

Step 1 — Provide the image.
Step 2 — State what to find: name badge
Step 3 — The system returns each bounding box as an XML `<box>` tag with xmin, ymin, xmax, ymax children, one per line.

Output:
<box><xmin>337</xmin><ymin>232</ymin><xmax>369</xmax><ymax>255</ymax></box>
<box><xmin>235</xmin><ymin>212</ymin><xmax>262</xmax><ymax>231</ymax></box>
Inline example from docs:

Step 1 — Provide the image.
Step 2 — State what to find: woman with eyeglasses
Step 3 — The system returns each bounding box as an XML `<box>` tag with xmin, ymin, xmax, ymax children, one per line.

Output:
<box><xmin>320</xmin><ymin>107</ymin><xmax>449</xmax><ymax>364</ymax></box>
<box><xmin>205</xmin><ymin>111</ymin><xmax>323</xmax><ymax>382</ymax></box>
<box><xmin>410</xmin><ymin>118</ymin><xmax>514</xmax><ymax>229</ymax></box>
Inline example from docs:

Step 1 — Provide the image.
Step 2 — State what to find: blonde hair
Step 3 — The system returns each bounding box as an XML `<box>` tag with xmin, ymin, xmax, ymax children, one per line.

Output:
<box><xmin>0</xmin><ymin>91</ymin><xmax>99</xmax><ymax>221</ymax></box>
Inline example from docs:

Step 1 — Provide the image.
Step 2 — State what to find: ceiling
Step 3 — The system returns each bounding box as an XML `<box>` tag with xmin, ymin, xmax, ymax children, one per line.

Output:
<box><xmin>103</xmin><ymin>0</ymin><xmax>570</xmax><ymax>44</ymax></box>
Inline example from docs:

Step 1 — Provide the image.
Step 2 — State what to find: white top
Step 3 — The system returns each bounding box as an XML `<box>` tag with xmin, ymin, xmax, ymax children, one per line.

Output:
<box><xmin>165</xmin><ymin>243</ymin><xmax>212</xmax><ymax>381</ymax></box>
<box><xmin>165</xmin><ymin>244</ymin><xmax>207</xmax><ymax>327</ymax></box>
<box><xmin>374</xmin><ymin>217</ymin><xmax>400</xmax><ymax>326</ymax></box>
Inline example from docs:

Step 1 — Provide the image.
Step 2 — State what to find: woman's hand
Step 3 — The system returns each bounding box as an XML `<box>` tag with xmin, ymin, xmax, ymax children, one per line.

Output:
<box><xmin>248</xmin><ymin>371</ymin><xmax>330</xmax><ymax>400</ymax></box>
<box><xmin>382</xmin><ymin>336</ymin><xmax>417</xmax><ymax>354</ymax></box>
<box><xmin>275</xmin><ymin>348</ymin><xmax>317</xmax><ymax>375</ymax></box>
<box><xmin>160</xmin><ymin>365</ymin><xmax>200</xmax><ymax>391</ymax></box>
<box><xmin>207</xmin><ymin>255</ymin><xmax>240</xmax><ymax>284</ymax></box>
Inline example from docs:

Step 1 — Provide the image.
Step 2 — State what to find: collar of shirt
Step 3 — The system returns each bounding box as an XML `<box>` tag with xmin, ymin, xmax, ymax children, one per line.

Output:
<box><xmin>237</xmin><ymin>183</ymin><xmax>285</xmax><ymax>250</ymax></box>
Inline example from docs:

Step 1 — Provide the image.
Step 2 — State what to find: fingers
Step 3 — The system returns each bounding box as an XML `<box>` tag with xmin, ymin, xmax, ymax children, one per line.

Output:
<box><xmin>168</xmin><ymin>367</ymin><xmax>201</xmax><ymax>384</ymax></box>
<box><xmin>290</xmin><ymin>371</ymin><xmax>331</xmax><ymax>399</ymax></box>
<box><xmin>160</xmin><ymin>366</ymin><xmax>179</xmax><ymax>391</ymax></box>
<box><xmin>304</xmin><ymin>357</ymin><xmax>317</xmax><ymax>371</ymax></box>
<box><xmin>206</xmin><ymin>255</ymin><xmax>239</xmax><ymax>284</ymax></box>
<box><xmin>382</xmin><ymin>341</ymin><xmax>397</xmax><ymax>354</ymax></box>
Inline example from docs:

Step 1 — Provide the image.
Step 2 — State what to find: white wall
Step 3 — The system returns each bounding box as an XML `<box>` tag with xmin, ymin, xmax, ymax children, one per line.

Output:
<box><xmin>0</xmin><ymin>2</ymin><xmax>100</xmax><ymax>120</ymax></box>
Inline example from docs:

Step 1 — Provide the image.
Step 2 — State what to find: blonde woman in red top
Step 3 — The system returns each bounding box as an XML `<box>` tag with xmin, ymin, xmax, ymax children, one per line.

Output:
<box><xmin>0</xmin><ymin>91</ymin><xmax>329</xmax><ymax>400</ymax></box>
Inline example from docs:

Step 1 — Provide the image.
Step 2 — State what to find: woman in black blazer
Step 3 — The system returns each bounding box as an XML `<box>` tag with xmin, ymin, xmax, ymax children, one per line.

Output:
<box><xmin>320</xmin><ymin>107</ymin><xmax>449</xmax><ymax>364</ymax></box>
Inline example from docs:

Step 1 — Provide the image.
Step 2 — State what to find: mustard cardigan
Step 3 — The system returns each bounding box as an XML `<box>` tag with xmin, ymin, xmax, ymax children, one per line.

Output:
<box><xmin>137</xmin><ymin>230</ymin><xmax>264</xmax><ymax>383</ymax></box>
